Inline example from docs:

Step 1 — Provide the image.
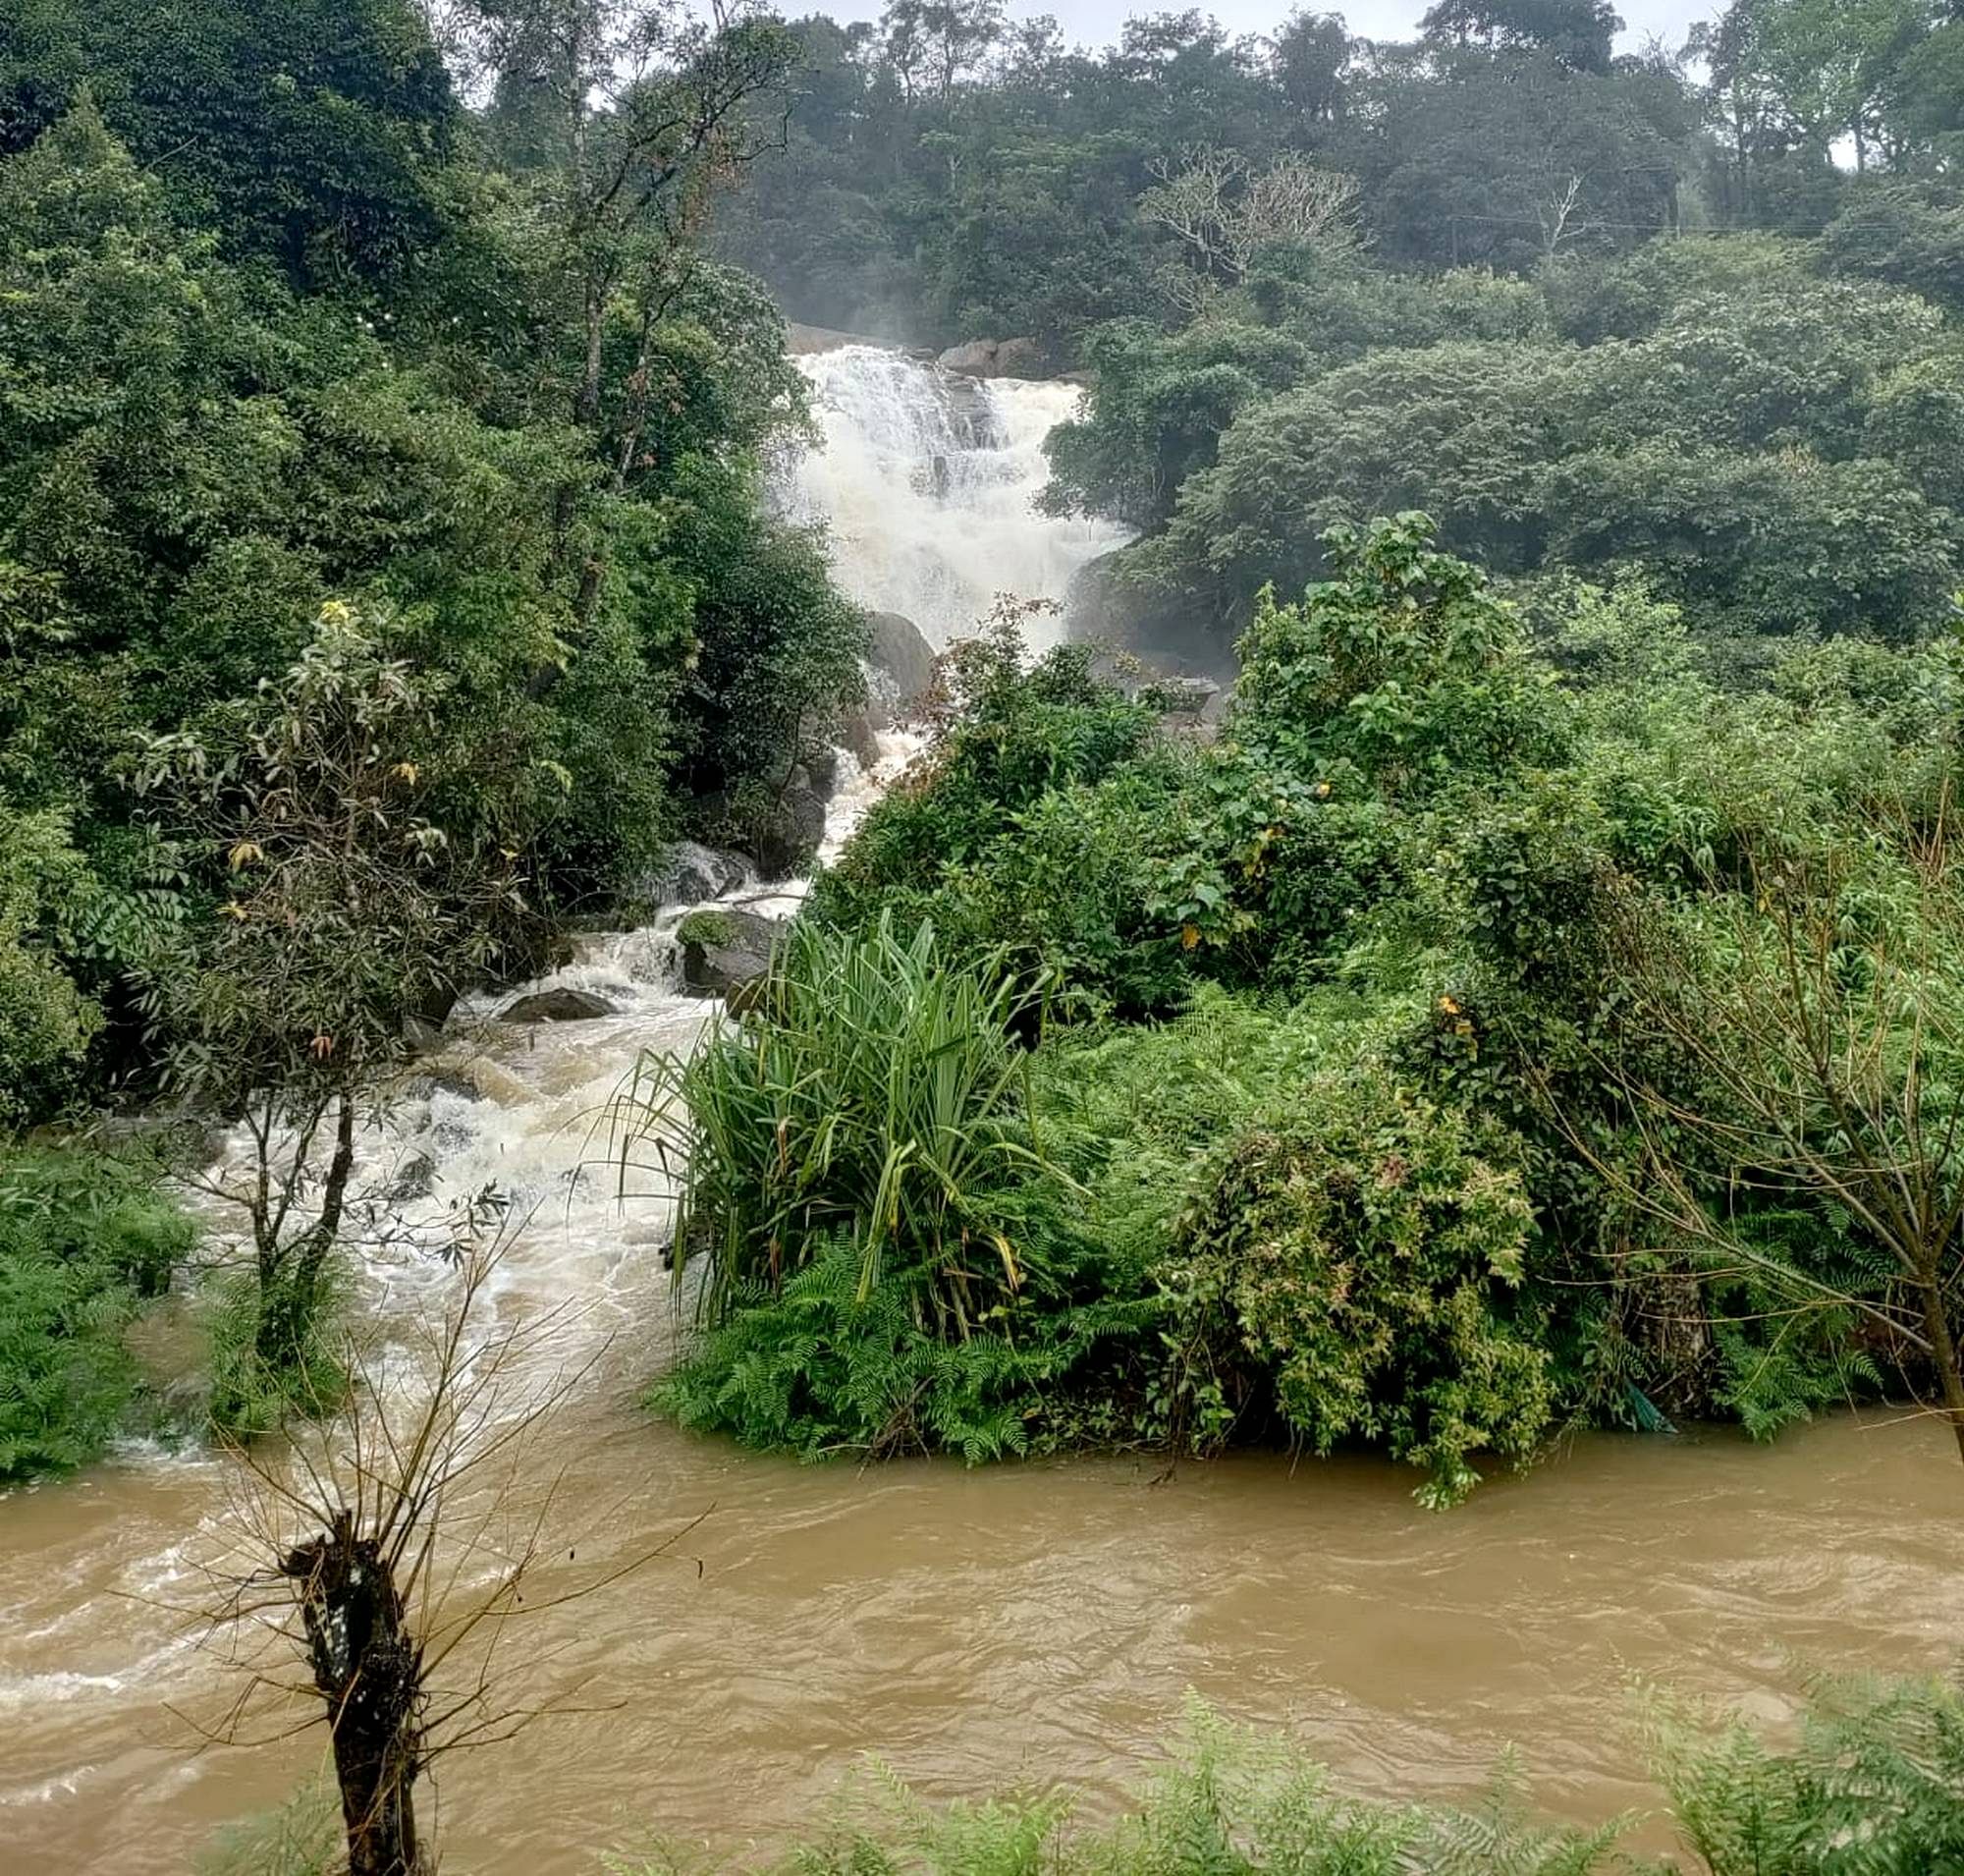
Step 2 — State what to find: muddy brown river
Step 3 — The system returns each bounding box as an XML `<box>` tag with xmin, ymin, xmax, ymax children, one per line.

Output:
<box><xmin>3</xmin><ymin>1392</ymin><xmax>1959</xmax><ymax>1871</ymax></box>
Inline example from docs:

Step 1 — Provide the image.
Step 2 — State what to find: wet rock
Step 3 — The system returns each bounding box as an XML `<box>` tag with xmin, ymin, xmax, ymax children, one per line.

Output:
<box><xmin>385</xmin><ymin>1152</ymin><xmax>439</xmax><ymax>1204</ymax></box>
<box><xmin>499</xmin><ymin>986</ymin><xmax>617</xmax><ymax>1023</ymax></box>
<box><xmin>679</xmin><ymin>908</ymin><xmax>785</xmax><ymax>1001</ymax></box>
<box><xmin>802</xmin><ymin>745</ymin><xmax>846</xmax><ymax>798</ymax></box>
<box><xmin>866</xmin><ymin>610</ymin><xmax>938</xmax><ymax>706</ymax></box>
<box><xmin>637</xmin><ymin>840</ymin><xmax>749</xmax><ymax>910</ymax></box>
<box><xmin>937</xmin><ymin>336</ymin><xmax>1047</xmax><ymax>379</ymax></box>
<box><xmin>692</xmin><ymin>773</ymin><xmax>830</xmax><ymax>880</ymax></box>
<box><xmin>736</xmin><ymin>783</ymin><xmax>828</xmax><ymax>880</ymax></box>
<box><xmin>833</xmin><ymin>705</ymin><xmax>884</xmax><ymax>774</ymax></box>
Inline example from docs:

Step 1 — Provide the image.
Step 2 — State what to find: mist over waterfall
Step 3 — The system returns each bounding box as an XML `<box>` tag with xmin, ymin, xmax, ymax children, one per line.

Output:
<box><xmin>786</xmin><ymin>345</ymin><xmax>1129</xmax><ymax>650</ymax></box>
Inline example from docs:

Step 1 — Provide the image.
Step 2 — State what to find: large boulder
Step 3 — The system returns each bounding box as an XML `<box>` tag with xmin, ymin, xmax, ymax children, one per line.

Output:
<box><xmin>692</xmin><ymin>777</ymin><xmax>830</xmax><ymax>880</ymax></box>
<box><xmin>637</xmin><ymin>839</ymin><xmax>750</xmax><ymax>909</ymax></box>
<box><xmin>937</xmin><ymin>337</ymin><xmax>1047</xmax><ymax>379</ymax></box>
<box><xmin>499</xmin><ymin>986</ymin><xmax>617</xmax><ymax>1023</ymax></box>
<box><xmin>833</xmin><ymin>704</ymin><xmax>885</xmax><ymax>774</ymax></box>
<box><xmin>679</xmin><ymin>909</ymin><xmax>785</xmax><ymax>1002</ymax></box>
<box><xmin>758</xmin><ymin>781</ymin><xmax>829</xmax><ymax>878</ymax></box>
<box><xmin>866</xmin><ymin>610</ymin><xmax>938</xmax><ymax>708</ymax></box>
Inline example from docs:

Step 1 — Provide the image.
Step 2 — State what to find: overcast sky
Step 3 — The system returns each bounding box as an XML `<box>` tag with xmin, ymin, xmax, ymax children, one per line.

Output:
<box><xmin>812</xmin><ymin>0</ymin><xmax>1718</xmax><ymax>55</ymax></box>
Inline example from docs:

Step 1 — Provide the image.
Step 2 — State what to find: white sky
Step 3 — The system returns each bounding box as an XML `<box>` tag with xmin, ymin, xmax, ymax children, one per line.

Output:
<box><xmin>812</xmin><ymin>0</ymin><xmax>1718</xmax><ymax>54</ymax></box>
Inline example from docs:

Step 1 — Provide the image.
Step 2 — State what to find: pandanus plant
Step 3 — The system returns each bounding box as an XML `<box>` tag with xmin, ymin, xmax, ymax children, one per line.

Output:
<box><xmin>623</xmin><ymin>915</ymin><xmax>1061</xmax><ymax>1338</ymax></box>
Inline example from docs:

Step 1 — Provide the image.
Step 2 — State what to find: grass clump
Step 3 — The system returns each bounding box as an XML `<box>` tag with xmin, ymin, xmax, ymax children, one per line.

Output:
<box><xmin>633</xmin><ymin>914</ymin><xmax>1158</xmax><ymax>1460</ymax></box>
<box><xmin>675</xmin><ymin>909</ymin><xmax>739</xmax><ymax>949</ymax></box>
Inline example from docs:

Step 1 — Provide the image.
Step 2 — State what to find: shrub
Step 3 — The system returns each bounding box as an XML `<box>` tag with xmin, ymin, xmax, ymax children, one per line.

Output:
<box><xmin>0</xmin><ymin>1146</ymin><xmax>193</xmax><ymax>1478</ymax></box>
<box><xmin>637</xmin><ymin>916</ymin><xmax>1158</xmax><ymax>1459</ymax></box>
<box><xmin>1649</xmin><ymin>1672</ymin><xmax>1964</xmax><ymax>1876</ymax></box>
<box><xmin>0</xmin><ymin>805</ymin><xmax>103</xmax><ymax>1130</ymax></box>
<box><xmin>631</xmin><ymin>915</ymin><xmax>1062</xmax><ymax>1329</ymax></box>
<box><xmin>808</xmin><ymin>617</ymin><xmax>1162</xmax><ymax>944</ymax></box>
<box><xmin>674</xmin><ymin>909</ymin><xmax>738</xmax><ymax>949</ymax></box>
<box><xmin>201</xmin><ymin>1261</ymin><xmax>351</xmax><ymax>1442</ymax></box>
<box><xmin>1162</xmin><ymin>1065</ymin><xmax>1555</xmax><ymax>1506</ymax></box>
<box><xmin>657</xmin><ymin>1227</ymin><xmax>1154</xmax><ymax>1463</ymax></box>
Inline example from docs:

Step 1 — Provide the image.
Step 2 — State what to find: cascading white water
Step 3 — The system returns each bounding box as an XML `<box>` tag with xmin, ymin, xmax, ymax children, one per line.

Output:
<box><xmin>786</xmin><ymin>345</ymin><xmax>1130</xmax><ymax>649</ymax></box>
<box><xmin>0</xmin><ymin>334</ymin><xmax>1093</xmax><ymax>1852</ymax></box>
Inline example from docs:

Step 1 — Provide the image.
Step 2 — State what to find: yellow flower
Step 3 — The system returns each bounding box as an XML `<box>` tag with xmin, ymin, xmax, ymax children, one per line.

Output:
<box><xmin>1438</xmin><ymin>994</ymin><xmax>1462</xmax><ymax>1017</ymax></box>
<box><xmin>1313</xmin><ymin>780</ymin><xmax>1332</xmax><ymax>800</ymax></box>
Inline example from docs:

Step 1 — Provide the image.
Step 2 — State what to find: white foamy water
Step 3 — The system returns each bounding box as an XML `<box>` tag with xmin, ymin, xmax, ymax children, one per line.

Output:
<box><xmin>786</xmin><ymin>346</ymin><xmax>1129</xmax><ymax>648</ymax></box>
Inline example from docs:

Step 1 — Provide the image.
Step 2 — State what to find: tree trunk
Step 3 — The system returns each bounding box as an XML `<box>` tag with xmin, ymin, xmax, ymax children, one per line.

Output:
<box><xmin>1917</xmin><ymin>1276</ymin><xmax>1964</xmax><ymax>1472</ymax></box>
<box><xmin>284</xmin><ymin>1509</ymin><xmax>427</xmax><ymax>1876</ymax></box>
<box><xmin>255</xmin><ymin>1091</ymin><xmax>356</xmax><ymax>1372</ymax></box>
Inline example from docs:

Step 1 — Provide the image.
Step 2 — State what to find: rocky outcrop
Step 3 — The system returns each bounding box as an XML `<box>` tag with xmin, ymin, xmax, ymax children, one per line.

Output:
<box><xmin>637</xmin><ymin>840</ymin><xmax>750</xmax><ymax>910</ymax></box>
<box><xmin>865</xmin><ymin>610</ymin><xmax>938</xmax><ymax>714</ymax></box>
<box><xmin>937</xmin><ymin>337</ymin><xmax>1047</xmax><ymax>379</ymax></box>
<box><xmin>758</xmin><ymin>780</ymin><xmax>829</xmax><ymax>878</ymax></box>
<box><xmin>679</xmin><ymin>909</ymin><xmax>785</xmax><ymax>1003</ymax></box>
<box><xmin>835</xmin><ymin>704</ymin><xmax>885</xmax><ymax>772</ymax></box>
<box><xmin>692</xmin><ymin>774</ymin><xmax>830</xmax><ymax>880</ymax></box>
<box><xmin>499</xmin><ymin>986</ymin><xmax>617</xmax><ymax>1023</ymax></box>
<box><xmin>1067</xmin><ymin>552</ymin><xmax>1240</xmax><ymax>684</ymax></box>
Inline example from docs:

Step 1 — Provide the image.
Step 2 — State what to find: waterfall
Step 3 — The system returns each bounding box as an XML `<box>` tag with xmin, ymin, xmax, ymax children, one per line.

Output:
<box><xmin>786</xmin><ymin>345</ymin><xmax>1130</xmax><ymax>650</ymax></box>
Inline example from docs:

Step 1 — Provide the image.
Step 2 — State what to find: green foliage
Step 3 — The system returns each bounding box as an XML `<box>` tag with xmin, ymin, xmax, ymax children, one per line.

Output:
<box><xmin>195</xmin><ymin>1778</ymin><xmax>342</xmax><ymax>1876</ymax></box>
<box><xmin>0</xmin><ymin>804</ymin><xmax>102</xmax><ymax>1127</ymax></box>
<box><xmin>634</xmin><ymin>914</ymin><xmax>1064</xmax><ymax>1327</ymax></box>
<box><xmin>1164</xmin><ymin>1066</ymin><xmax>1553</xmax><ymax>1507</ymax></box>
<box><xmin>640</xmin><ymin>915</ymin><xmax>1156</xmax><ymax>1460</ymax></box>
<box><xmin>1648</xmin><ymin>1673</ymin><xmax>1964</xmax><ymax>1876</ymax></box>
<box><xmin>0</xmin><ymin>1146</ymin><xmax>192</xmax><ymax>1478</ymax></box>
<box><xmin>0</xmin><ymin>70</ymin><xmax>866</xmax><ymax>1125</ymax></box>
<box><xmin>1125</xmin><ymin>275</ymin><xmax>1964</xmax><ymax>642</ymax></box>
<box><xmin>807</xmin><ymin>617</ymin><xmax>1173</xmax><ymax>1006</ymax></box>
<box><xmin>656</xmin><ymin>1229</ymin><xmax>1151</xmax><ymax>1463</ymax></box>
<box><xmin>1233</xmin><ymin>514</ymin><xmax>1569</xmax><ymax>798</ymax></box>
<box><xmin>613</xmin><ymin>1698</ymin><xmax>1629</xmax><ymax>1874</ymax></box>
<box><xmin>0</xmin><ymin>0</ymin><xmax>456</xmax><ymax>286</ymax></box>
<box><xmin>200</xmin><ymin>1261</ymin><xmax>349</xmax><ymax>1442</ymax></box>
<box><xmin>674</xmin><ymin>909</ymin><xmax>737</xmax><ymax>949</ymax></box>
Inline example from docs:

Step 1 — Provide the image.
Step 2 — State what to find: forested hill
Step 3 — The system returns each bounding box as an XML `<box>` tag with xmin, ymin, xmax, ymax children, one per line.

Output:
<box><xmin>713</xmin><ymin>1</ymin><xmax>1964</xmax><ymax>656</ymax></box>
<box><xmin>711</xmin><ymin>0</ymin><xmax>1964</xmax><ymax>352</ymax></box>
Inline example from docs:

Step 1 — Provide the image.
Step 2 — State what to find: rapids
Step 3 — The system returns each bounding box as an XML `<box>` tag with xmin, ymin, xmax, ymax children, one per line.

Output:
<box><xmin>1</xmin><ymin>344</ymin><xmax>1959</xmax><ymax>1874</ymax></box>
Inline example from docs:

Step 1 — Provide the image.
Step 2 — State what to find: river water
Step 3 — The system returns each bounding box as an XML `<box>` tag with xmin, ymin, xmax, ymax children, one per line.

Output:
<box><xmin>2</xmin><ymin>348</ymin><xmax>1960</xmax><ymax>1872</ymax></box>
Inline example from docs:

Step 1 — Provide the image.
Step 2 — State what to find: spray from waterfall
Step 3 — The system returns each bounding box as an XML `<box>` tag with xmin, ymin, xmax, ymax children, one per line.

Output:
<box><xmin>785</xmin><ymin>346</ymin><xmax>1130</xmax><ymax>650</ymax></box>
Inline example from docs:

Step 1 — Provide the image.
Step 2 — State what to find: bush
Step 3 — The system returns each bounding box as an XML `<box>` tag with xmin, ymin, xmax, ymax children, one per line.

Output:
<box><xmin>0</xmin><ymin>1146</ymin><xmax>193</xmax><ymax>1478</ymax></box>
<box><xmin>1162</xmin><ymin>1066</ymin><xmax>1555</xmax><ymax>1507</ymax></box>
<box><xmin>807</xmin><ymin>618</ymin><xmax>1162</xmax><ymax>948</ymax></box>
<box><xmin>201</xmin><ymin>1260</ymin><xmax>351</xmax><ymax>1442</ymax></box>
<box><xmin>0</xmin><ymin>805</ymin><xmax>104</xmax><ymax>1130</ymax></box>
<box><xmin>608</xmin><ymin>1697</ymin><xmax>1621</xmax><ymax>1873</ymax></box>
<box><xmin>636</xmin><ymin>917</ymin><xmax>1157</xmax><ymax>1459</ymax></box>
<box><xmin>1650</xmin><ymin>1672</ymin><xmax>1964</xmax><ymax>1876</ymax></box>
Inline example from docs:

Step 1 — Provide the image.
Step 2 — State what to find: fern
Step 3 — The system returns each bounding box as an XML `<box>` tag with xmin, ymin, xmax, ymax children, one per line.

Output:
<box><xmin>1646</xmin><ymin>1671</ymin><xmax>1964</xmax><ymax>1875</ymax></box>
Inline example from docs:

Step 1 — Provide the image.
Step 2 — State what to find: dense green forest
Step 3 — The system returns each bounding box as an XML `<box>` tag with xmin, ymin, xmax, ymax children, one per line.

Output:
<box><xmin>640</xmin><ymin>0</ymin><xmax>1964</xmax><ymax>1505</ymax></box>
<box><xmin>0</xmin><ymin>0</ymin><xmax>876</xmax><ymax>1457</ymax></box>
<box><xmin>5</xmin><ymin>0</ymin><xmax>1964</xmax><ymax>1869</ymax></box>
